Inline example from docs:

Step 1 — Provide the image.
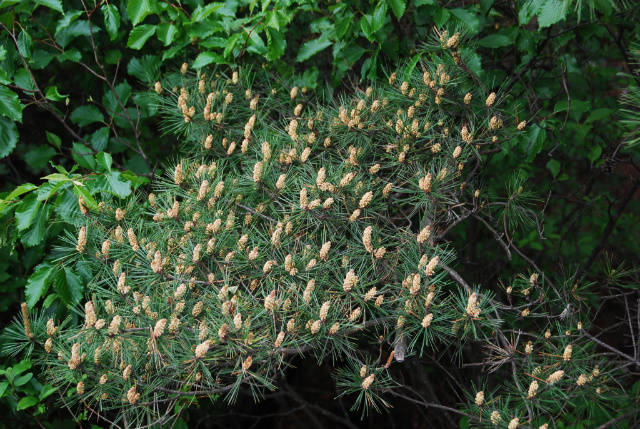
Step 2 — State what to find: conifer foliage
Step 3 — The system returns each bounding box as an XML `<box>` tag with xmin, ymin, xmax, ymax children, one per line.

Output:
<box><xmin>8</xmin><ymin>36</ymin><xmax>635</xmax><ymax>428</ymax></box>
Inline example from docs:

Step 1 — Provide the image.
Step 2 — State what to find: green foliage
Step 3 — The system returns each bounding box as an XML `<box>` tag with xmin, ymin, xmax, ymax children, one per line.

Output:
<box><xmin>1</xmin><ymin>0</ymin><xmax>639</xmax><ymax>427</ymax></box>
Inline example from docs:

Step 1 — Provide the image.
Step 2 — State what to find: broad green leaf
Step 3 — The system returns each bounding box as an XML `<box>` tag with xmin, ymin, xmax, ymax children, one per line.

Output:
<box><xmin>54</xmin><ymin>10</ymin><xmax>83</xmax><ymax>37</ymax></box>
<box><xmin>14</xmin><ymin>68</ymin><xmax>36</xmax><ymax>92</ymax></box>
<box><xmin>14</xmin><ymin>373</ymin><xmax>33</xmax><ymax>387</ymax></box>
<box><xmin>588</xmin><ymin>145</ymin><xmax>603</xmax><ymax>163</ymax></box>
<box><xmin>266</xmin><ymin>27</ymin><xmax>286</xmax><ymax>61</ymax></box>
<box><xmin>31</xmin><ymin>49</ymin><xmax>54</xmax><ymax>69</ymax></box>
<box><xmin>0</xmin><ymin>113</ymin><xmax>18</xmax><ymax>159</ymax></box>
<box><xmin>70</xmin><ymin>105</ymin><xmax>104</xmax><ymax>127</ymax></box>
<box><xmin>91</xmin><ymin>127</ymin><xmax>109</xmax><ymax>151</ymax></box>
<box><xmin>21</xmin><ymin>205</ymin><xmax>47</xmax><ymax>247</ymax></box>
<box><xmin>72</xmin><ymin>184</ymin><xmax>98</xmax><ymax>209</ymax></box>
<box><xmin>0</xmin><ymin>382</ymin><xmax>8</xmax><ymax>398</ymax></box>
<box><xmin>387</xmin><ymin>0</ymin><xmax>406</xmax><ymax>19</ymax></box>
<box><xmin>36</xmin><ymin>182</ymin><xmax>65</xmax><ymax>202</ymax></box>
<box><xmin>547</xmin><ymin>158</ymin><xmax>561</xmax><ymax>178</ymax></box>
<box><xmin>434</xmin><ymin>8</ymin><xmax>450</xmax><ymax>26</ymax></box>
<box><xmin>128</xmin><ymin>0</ymin><xmax>154</xmax><ymax>26</ymax></box>
<box><xmin>192</xmin><ymin>52</ymin><xmax>224</xmax><ymax>68</ymax></box>
<box><xmin>0</xmin><ymin>183</ymin><xmax>36</xmax><ymax>214</ymax></box>
<box><xmin>44</xmin><ymin>86</ymin><xmax>68</xmax><ymax>102</ymax></box>
<box><xmin>71</xmin><ymin>142</ymin><xmax>95</xmax><ymax>170</ymax></box>
<box><xmin>103</xmin><ymin>82</ymin><xmax>132</xmax><ymax>116</ymax></box>
<box><xmin>104</xmin><ymin>172</ymin><xmax>132</xmax><ymax>198</ymax></box>
<box><xmin>57</xmin><ymin>49</ymin><xmax>82</xmax><ymax>62</ymax></box>
<box><xmin>450</xmin><ymin>9</ymin><xmax>480</xmax><ymax>33</ymax></box>
<box><xmin>41</xmin><ymin>173</ymin><xmax>70</xmax><ymax>181</ymax></box>
<box><xmin>127</xmin><ymin>55</ymin><xmax>161</xmax><ymax>81</ymax></box>
<box><xmin>585</xmin><ymin>108</ymin><xmax>614</xmax><ymax>123</ymax></box>
<box><xmin>95</xmin><ymin>152</ymin><xmax>112</xmax><ymax>172</ymax></box>
<box><xmin>360</xmin><ymin>15</ymin><xmax>373</xmax><ymax>41</ymax></box>
<box><xmin>403</xmin><ymin>54</ymin><xmax>421</xmax><ymax>81</ymax></box>
<box><xmin>54</xmin><ymin>189</ymin><xmax>85</xmax><ymax>225</ymax></box>
<box><xmin>477</xmin><ymin>35</ymin><xmax>512</xmax><ymax>48</ymax></box>
<box><xmin>191</xmin><ymin>3</ymin><xmax>223</xmax><ymax>21</ymax></box>
<box><xmin>156</xmin><ymin>23</ymin><xmax>177</xmax><ymax>46</ymax></box>
<box><xmin>553</xmin><ymin>100</ymin><xmax>591</xmax><ymax>118</ymax></box>
<box><xmin>46</xmin><ymin>131</ymin><xmax>61</xmax><ymax>148</ymax></box>
<box><xmin>538</xmin><ymin>0</ymin><xmax>568</xmax><ymax>28</ymax></box>
<box><xmin>371</xmin><ymin>1</ymin><xmax>387</xmax><ymax>33</ymax></box>
<box><xmin>16</xmin><ymin>396</ymin><xmax>38</xmax><ymax>411</ymax></box>
<box><xmin>23</xmin><ymin>146</ymin><xmax>56</xmax><ymax>171</ymax></box>
<box><xmin>521</xmin><ymin>124</ymin><xmax>546</xmax><ymax>162</ymax></box>
<box><xmin>296</xmin><ymin>38</ymin><xmax>332</xmax><ymax>62</ymax></box>
<box><xmin>335</xmin><ymin>15</ymin><xmax>351</xmax><ymax>39</ymax></box>
<box><xmin>518</xmin><ymin>0</ymin><xmax>542</xmax><ymax>25</ymax></box>
<box><xmin>35</xmin><ymin>0</ymin><xmax>62</xmax><ymax>12</ymax></box>
<box><xmin>13</xmin><ymin>360</ymin><xmax>32</xmax><ymax>375</ymax></box>
<box><xmin>25</xmin><ymin>264</ymin><xmax>54</xmax><ymax>308</ymax></box>
<box><xmin>102</xmin><ymin>4</ymin><xmax>121</xmax><ymax>41</ymax></box>
<box><xmin>15</xmin><ymin>193</ymin><xmax>41</xmax><ymax>231</ymax></box>
<box><xmin>0</xmin><ymin>85</ymin><xmax>23</xmax><ymax>121</ymax></box>
<box><xmin>39</xmin><ymin>384</ymin><xmax>57</xmax><ymax>400</ymax></box>
<box><xmin>17</xmin><ymin>30</ymin><xmax>33</xmax><ymax>59</ymax></box>
<box><xmin>55</xmin><ymin>267</ymin><xmax>83</xmax><ymax>305</ymax></box>
<box><xmin>127</xmin><ymin>25</ymin><xmax>156</xmax><ymax>50</ymax></box>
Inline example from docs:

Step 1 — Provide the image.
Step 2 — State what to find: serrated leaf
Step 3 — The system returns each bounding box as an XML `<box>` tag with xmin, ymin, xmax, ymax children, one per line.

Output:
<box><xmin>95</xmin><ymin>152</ymin><xmax>112</xmax><ymax>172</ymax></box>
<box><xmin>585</xmin><ymin>108</ymin><xmax>614</xmax><ymax>123</ymax></box>
<box><xmin>360</xmin><ymin>15</ymin><xmax>373</xmax><ymax>41</ymax></box>
<box><xmin>72</xmin><ymin>184</ymin><xmax>97</xmax><ymax>209</ymax></box>
<box><xmin>21</xmin><ymin>205</ymin><xmax>47</xmax><ymax>247</ymax></box>
<box><xmin>450</xmin><ymin>8</ymin><xmax>480</xmax><ymax>33</ymax></box>
<box><xmin>55</xmin><ymin>267</ymin><xmax>83</xmax><ymax>306</ymax></box>
<box><xmin>46</xmin><ymin>131</ymin><xmax>61</xmax><ymax>148</ymax></box>
<box><xmin>156</xmin><ymin>23</ymin><xmax>178</xmax><ymax>46</ymax></box>
<box><xmin>0</xmin><ymin>183</ymin><xmax>36</xmax><ymax>214</ymax></box>
<box><xmin>546</xmin><ymin>158</ymin><xmax>561</xmax><ymax>178</ymax></box>
<box><xmin>434</xmin><ymin>8</ymin><xmax>450</xmax><ymax>26</ymax></box>
<box><xmin>0</xmin><ymin>85</ymin><xmax>24</xmax><ymax>121</ymax></box>
<box><xmin>15</xmin><ymin>193</ymin><xmax>41</xmax><ymax>231</ymax></box>
<box><xmin>518</xmin><ymin>0</ymin><xmax>542</xmax><ymax>25</ymax></box>
<box><xmin>31</xmin><ymin>49</ymin><xmax>54</xmax><ymax>69</ymax></box>
<box><xmin>192</xmin><ymin>52</ymin><xmax>224</xmax><ymax>68</ymax></box>
<box><xmin>44</xmin><ymin>86</ymin><xmax>68</xmax><ymax>102</ymax></box>
<box><xmin>538</xmin><ymin>0</ymin><xmax>568</xmax><ymax>28</ymax></box>
<box><xmin>127</xmin><ymin>24</ymin><xmax>156</xmax><ymax>50</ymax></box>
<box><xmin>266</xmin><ymin>27</ymin><xmax>286</xmax><ymax>61</ymax></box>
<box><xmin>91</xmin><ymin>127</ymin><xmax>109</xmax><ymax>151</ymax></box>
<box><xmin>70</xmin><ymin>105</ymin><xmax>104</xmax><ymax>127</ymax></box>
<box><xmin>24</xmin><ymin>264</ymin><xmax>54</xmax><ymax>308</ymax></box>
<box><xmin>387</xmin><ymin>0</ymin><xmax>406</xmax><ymax>19</ymax></box>
<box><xmin>54</xmin><ymin>189</ymin><xmax>84</xmax><ymax>225</ymax></box>
<box><xmin>105</xmin><ymin>172</ymin><xmax>132</xmax><ymax>198</ymax></box>
<box><xmin>102</xmin><ymin>4</ymin><xmax>120</xmax><ymax>41</ymax></box>
<box><xmin>0</xmin><ymin>114</ymin><xmax>18</xmax><ymax>159</ymax></box>
<box><xmin>23</xmin><ymin>146</ymin><xmax>56</xmax><ymax>170</ymax></box>
<box><xmin>17</xmin><ymin>30</ymin><xmax>33</xmax><ymax>59</ymax></box>
<box><xmin>35</xmin><ymin>0</ymin><xmax>62</xmax><ymax>12</ymax></box>
<box><xmin>371</xmin><ymin>1</ymin><xmax>387</xmax><ymax>33</ymax></box>
<box><xmin>127</xmin><ymin>0</ymin><xmax>154</xmax><ymax>26</ymax></box>
<box><xmin>71</xmin><ymin>142</ymin><xmax>95</xmax><ymax>170</ymax></box>
<box><xmin>16</xmin><ymin>396</ymin><xmax>38</xmax><ymax>411</ymax></box>
<box><xmin>54</xmin><ymin>10</ymin><xmax>83</xmax><ymax>37</ymax></box>
<box><xmin>296</xmin><ymin>38</ymin><xmax>332</xmax><ymax>62</ymax></box>
<box><xmin>477</xmin><ymin>34</ymin><xmax>512</xmax><ymax>48</ymax></box>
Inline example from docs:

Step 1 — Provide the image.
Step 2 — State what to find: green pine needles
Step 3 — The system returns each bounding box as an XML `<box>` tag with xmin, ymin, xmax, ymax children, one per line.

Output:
<box><xmin>8</xmin><ymin>35</ymin><xmax>635</xmax><ymax>428</ymax></box>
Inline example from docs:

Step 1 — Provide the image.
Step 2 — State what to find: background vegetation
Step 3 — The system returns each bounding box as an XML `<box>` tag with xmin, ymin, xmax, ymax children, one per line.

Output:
<box><xmin>0</xmin><ymin>0</ymin><xmax>639</xmax><ymax>428</ymax></box>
